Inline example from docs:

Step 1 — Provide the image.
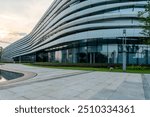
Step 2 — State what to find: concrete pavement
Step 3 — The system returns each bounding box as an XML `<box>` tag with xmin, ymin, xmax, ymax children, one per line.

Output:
<box><xmin>0</xmin><ymin>64</ymin><xmax>149</xmax><ymax>100</ymax></box>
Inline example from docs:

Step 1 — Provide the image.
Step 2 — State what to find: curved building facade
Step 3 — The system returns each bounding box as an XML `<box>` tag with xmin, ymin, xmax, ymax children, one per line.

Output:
<box><xmin>2</xmin><ymin>0</ymin><xmax>150</xmax><ymax>64</ymax></box>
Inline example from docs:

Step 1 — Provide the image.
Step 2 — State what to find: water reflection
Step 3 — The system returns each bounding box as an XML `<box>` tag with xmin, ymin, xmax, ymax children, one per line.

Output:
<box><xmin>0</xmin><ymin>68</ymin><xmax>24</xmax><ymax>83</ymax></box>
<box><xmin>0</xmin><ymin>69</ymin><xmax>6</xmax><ymax>82</ymax></box>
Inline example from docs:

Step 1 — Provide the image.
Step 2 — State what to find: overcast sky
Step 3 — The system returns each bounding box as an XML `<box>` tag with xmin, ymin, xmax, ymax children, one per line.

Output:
<box><xmin>0</xmin><ymin>0</ymin><xmax>54</xmax><ymax>48</ymax></box>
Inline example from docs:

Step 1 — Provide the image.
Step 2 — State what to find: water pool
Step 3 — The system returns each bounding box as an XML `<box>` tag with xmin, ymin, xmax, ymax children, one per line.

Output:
<box><xmin>0</xmin><ymin>69</ymin><xmax>24</xmax><ymax>82</ymax></box>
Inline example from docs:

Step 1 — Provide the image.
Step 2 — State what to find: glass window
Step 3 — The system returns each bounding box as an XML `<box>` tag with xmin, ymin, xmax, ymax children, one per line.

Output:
<box><xmin>88</xmin><ymin>46</ymin><xmax>97</xmax><ymax>52</ymax></box>
<box><xmin>118</xmin><ymin>53</ymin><xmax>123</xmax><ymax>64</ymax></box>
<box><xmin>148</xmin><ymin>49</ymin><xmax>150</xmax><ymax>64</ymax></box>
<box><xmin>118</xmin><ymin>45</ymin><xmax>123</xmax><ymax>53</ymax></box>
<box><xmin>128</xmin><ymin>53</ymin><xmax>137</xmax><ymax>64</ymax></box>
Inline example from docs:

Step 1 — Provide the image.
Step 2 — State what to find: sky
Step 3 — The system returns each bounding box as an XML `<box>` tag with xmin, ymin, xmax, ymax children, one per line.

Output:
<box><xmin>0</xmin><ymin>0</ymin><xmax>54</xmax><ymax>48</ymax></box>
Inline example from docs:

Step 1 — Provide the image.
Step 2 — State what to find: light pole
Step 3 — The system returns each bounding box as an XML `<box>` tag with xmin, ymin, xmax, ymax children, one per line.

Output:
<box><xmin>123</xmin><ymin>29</ymin><xmax>127</xmax><ymax>72</ymax></box>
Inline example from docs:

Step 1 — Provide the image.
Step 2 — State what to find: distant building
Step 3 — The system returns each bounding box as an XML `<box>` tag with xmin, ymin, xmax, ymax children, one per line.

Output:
<box><xmin>2</xmin><ymin>0</ymin><xmax>150</xmax><ymax>65</ymax></box>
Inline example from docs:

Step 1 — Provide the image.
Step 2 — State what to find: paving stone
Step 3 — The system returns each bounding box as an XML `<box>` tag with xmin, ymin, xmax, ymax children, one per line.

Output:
<box><xmin>0</xmin><ymin>64</ymin><xmax>148</xmax><ymax>100</ymax></box>
<box><xmin>142</xmin><ymin>75</ymin><xmax>150</xmax><ymax>100</ymax></box>
<box><xmin>90</xmin><ymin>89</ymin><xmax>115</xmax><ymax>100</ymax></box>
<box><xmin>109</xmin><ymin>81</ymin><xmax>145</xmax><ymax>100</ymax></box>
<box><xmin>34</xmin><ymin>95</ymin><xmax>54</xmax><ymax>100</ymax></box>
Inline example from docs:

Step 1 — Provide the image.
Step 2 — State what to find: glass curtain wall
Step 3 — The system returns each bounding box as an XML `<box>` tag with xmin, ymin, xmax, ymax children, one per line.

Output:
<box><xmin>44</xmin><ymin>38</ymin><xmax>150</xmax><ymax>65</ymax></box>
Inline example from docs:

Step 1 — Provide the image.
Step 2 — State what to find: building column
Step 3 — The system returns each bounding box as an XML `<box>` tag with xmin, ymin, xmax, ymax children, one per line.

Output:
<box><xmin>48</xmin><ymin>52</ymin><xmax>50</xmax><ymax>62</ymax></box>
<box><xmin>90</xmin><ymin>53</ymin><xmax>92</xmax><ymax>64</ymax></box>
<box><xmin>73</xmin><ymin>48</ymin><xmax>77</xmax><ymax>63</ymax></box>
<box><xmin>93</xmin><ymin>53</ymin><xmax>95</xmax><ymax>64</ymax></box>
<box><xmin>34</xmin><ymin>53</ymin><xmax>37</xmax><ymax>62</ymax></box>
<box><xmin>19</xmin><ymin>56</ymin><xmax>21</xmax><ymax>63</ymax></box>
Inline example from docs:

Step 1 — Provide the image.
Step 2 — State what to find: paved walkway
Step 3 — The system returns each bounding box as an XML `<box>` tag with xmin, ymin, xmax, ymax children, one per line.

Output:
<box><xmin>0</xmin><ymin>64</ymin><xmax>150</xmax><ymax>100</ymax></box>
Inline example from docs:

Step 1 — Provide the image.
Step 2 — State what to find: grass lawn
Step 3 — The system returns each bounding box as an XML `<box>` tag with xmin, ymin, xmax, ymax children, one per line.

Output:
<box><xmin>24</xmin><ymin>63</ymin><xmax>150</xmax><ymax>74</ymax></box>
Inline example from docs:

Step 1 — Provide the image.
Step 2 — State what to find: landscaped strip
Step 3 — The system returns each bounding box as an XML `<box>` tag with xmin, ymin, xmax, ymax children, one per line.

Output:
<box><xmin>24</xmin><ymin>63</ymin><xmax>150</xmax><ymax>74</ymax></box>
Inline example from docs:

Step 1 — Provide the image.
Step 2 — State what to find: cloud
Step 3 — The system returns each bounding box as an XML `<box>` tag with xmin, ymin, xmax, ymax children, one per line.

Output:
<box><xmin>0</xmin><ymin>0</ymin><xmax>54</xmax><ymax>48</ymax></box>
<box><xmin>0</xmin><ymin>31</ymin><xmax>27</xmax><ymax>43</ymax></box>
<box><xmin>5</xmin><ymin>32</ymin><xmax>27</xmax><ymax>36</ymax></box>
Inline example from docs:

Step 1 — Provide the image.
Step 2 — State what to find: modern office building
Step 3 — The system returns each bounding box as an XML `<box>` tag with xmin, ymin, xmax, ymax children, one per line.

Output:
<box><xmin>2</xmin><ymin>0</ymin><xmax>150</xmax><ymax>64</ymax></box>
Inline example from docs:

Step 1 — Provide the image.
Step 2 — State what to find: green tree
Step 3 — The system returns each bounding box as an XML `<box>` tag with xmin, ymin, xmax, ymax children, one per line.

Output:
<box><xmin>138</xmin><ymin>1</ymin><xmax>150</xmax><ymax>44</ymax></box>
